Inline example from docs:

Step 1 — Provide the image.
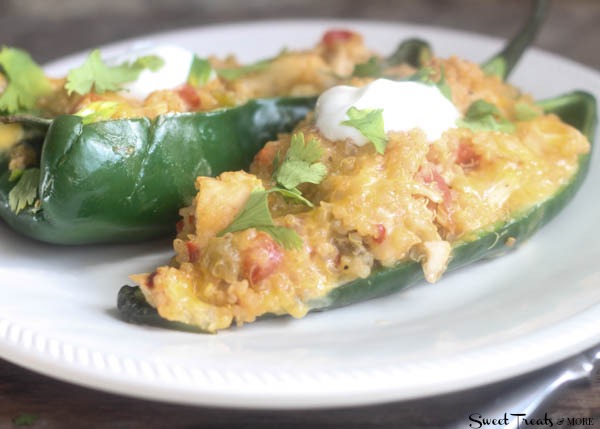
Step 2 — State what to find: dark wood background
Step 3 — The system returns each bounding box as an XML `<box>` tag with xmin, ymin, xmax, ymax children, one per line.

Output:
<box><xmin>1</xmin><ymin>0</ymin><xmax>599</xmax><ymax>427</ymax></box>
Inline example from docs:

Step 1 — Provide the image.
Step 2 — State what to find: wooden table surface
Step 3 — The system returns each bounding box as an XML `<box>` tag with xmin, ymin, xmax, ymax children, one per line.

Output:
<box><xmin>1</xmin><ymin>1</ymin><xmax>599</xmax><ymax>427</ymax></box>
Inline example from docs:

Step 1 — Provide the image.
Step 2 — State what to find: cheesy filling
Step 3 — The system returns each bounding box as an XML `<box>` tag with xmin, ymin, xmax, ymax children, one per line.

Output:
<box><xmin>132</xmin><ymin>56</ymin><xmax>590</xmax><ymax>332</ymax></box>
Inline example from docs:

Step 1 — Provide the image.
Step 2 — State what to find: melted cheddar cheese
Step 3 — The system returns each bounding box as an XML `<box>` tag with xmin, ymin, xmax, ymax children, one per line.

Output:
<box><xmin>132</xmin><ymin>55</ymin><xmax>590</xmax><ymax>332</ymax></box>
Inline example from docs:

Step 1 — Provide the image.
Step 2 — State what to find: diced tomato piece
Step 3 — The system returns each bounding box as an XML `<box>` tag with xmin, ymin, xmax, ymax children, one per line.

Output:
<box><xmin>186</xmin><ymin>241</ymin><xmax>200</xmax><ymax>262</ymax></box>
<box><xmin>253</xmin><ymin>142</ymin><xmax>280</xmax><ymax>168</ymax></box>
<box><xmin>322</xmin><ymin>29</ymin><xmax>355</xmax><ymax>46</ymax></box>
<box><xmin>147</xmin><ymin>271</ymin><xmax>158</xmax><ymax>289</ymax></box>
<box><xmin>373</xmin><ymin>224</ymin><xmax>387</xmax><ymax>244</ymax></box>
<box><xmin>420</xmin><ymin>164</ymin><xmax>452</xmax><ymax>206</ymax></box>
<box><xmin>69</xmin><ymin>93</ymin><xmax>102</xmax><ymax>113</ymax></box>
<box><xmin>241</xmin><ymin>233</ymin><xmax>284</xmax><ymax>285</ymax></box>
<box><xmin>456</xmin><ymin>142</ymin><xmax>480</xmax><ymax>168</ymax></box>
<box><xmin>177</xmin><ymin>84</ymin><xmax>201</xmax><ymax>109</ymax></box>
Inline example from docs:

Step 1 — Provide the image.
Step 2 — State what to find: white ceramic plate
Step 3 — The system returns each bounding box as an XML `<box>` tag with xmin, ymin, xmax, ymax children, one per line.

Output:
<box><xmin>1</xmin><ymin>20</ymin><xmax>599</xmax><ymax>409</ymax></box>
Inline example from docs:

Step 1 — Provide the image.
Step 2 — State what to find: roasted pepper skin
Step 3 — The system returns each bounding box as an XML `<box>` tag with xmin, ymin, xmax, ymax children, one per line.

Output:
<box><xmin>117</xmin><ymin>90</ymin><xmax>597</xmax><ymax>330</ymax></box>
<box><xmin>0</xmin><ymin>97</ymin><xmax>315</xmax><ymax>244</ymax></box>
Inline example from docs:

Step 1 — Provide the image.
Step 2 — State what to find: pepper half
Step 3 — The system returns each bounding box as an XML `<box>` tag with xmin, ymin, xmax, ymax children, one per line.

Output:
<box><xmin>118</xmin><ymin>0</ymin><xmax>593</xmax><ymax>331</ymax></box>
<box><xmin>0</xmin><ymin>97</ymin><xmax>314</xmax><ymax>243</ymax></box>
<box><xmin>0</xmin><ymin>34</ymin><xmax>439</xmax><ymax>244</ymax></box>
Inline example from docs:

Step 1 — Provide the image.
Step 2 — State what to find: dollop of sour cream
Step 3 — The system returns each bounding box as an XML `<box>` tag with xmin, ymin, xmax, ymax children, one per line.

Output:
<box><xmin>110</xmin><ymin>44</ymin><xmax>208</xmax><ymax>100</ymax></box>
<box><xmin>315</xmin><ymin>79</ymin><xmax>460</xmax><ymax>145</ymax></box>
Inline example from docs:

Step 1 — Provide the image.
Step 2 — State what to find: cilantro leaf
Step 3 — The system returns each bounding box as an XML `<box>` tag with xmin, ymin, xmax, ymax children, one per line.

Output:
<box><xmin>435</xmin><ymin>65</ymin><xmax>452</xmax><ymax>100</ymax></box>
<box><xmin>285</xmin><ymin>133</ymin><xmax>322</xmax><ymax>163</ymax></box>
<box><xmin>276</xmin><ymin>159</ymin><xmax>327</xmax><ymax>190</ymax></box>
<box><xmin>406</xmin><ymin>66</ymin><xmax>452</xmax><ymax>101</ymax></box>
<box><xmin>275</xmin><ymin>133</ymin><xmax>326</xmax><ymax>189</ymax></box>
<box><xmin>342</xmin><ymin>107</ymin><xmax>388</xmax><ymax>154</ymax></box>
<box><xmin>270</xmin><ymin>133</ymin><xmax>327</xmax><ymax>206</ymax></box>
<box><xmin>257</xmin><ymin>225</ymin><xmax>303</xmax><ymax>250</ymax></box>
<box><xmin>463</xmin><ymin>99</ymin><xmax>498</xmax><ymax>118</ymax></box>
<box><xmin>514</xmin><ymin>101</ymin><xmax>540</xmax><ymax>121</ymax></box>
<box><xmin>9</xmin><ymin>168</ymin><xmax>23</xmax><ymax>182</ymax></box>
<box><xmin>457</xmin><ymin>99</ymin><xmax>516</xmax><ymax>133</ymax></box>
<box><xmin>188</xmin><ymin>55</ymin><xmax>213</xmax><ymax>87</ymax></box>
<box><xmin>352</xmin><ymin>57</ymin><xmax>383</xmax><ymax>78</ymax></box>
<box><xmin>8</xmin><ymin>168</ymin><xmax>40</xmax><ymax>214</ymax></box>
<box><xmin>269</xmin><ymin>187</ymin><xmax>313</xmax><ymax>207</ymax></box>
<box><xmin>0</xmin><ymin>47</ymin><xmax>51</xmax><ymax>114</ymax></box>
<box><xmin>65</xmin><ymin>50</ymin><xmax>164</xmax><ymax>95</ymax></box>
<box><xmin>131</xmin><ymin>55</ymin><xmax>164</xmax><ymax>71</ymax></box>
<box><xmin>219</xmin><ymin>188</ymin><xmax>302</xmax><ymax>250</ymax></box>
<box><xmin>217</xmin><ymin>59</ymin><xmax>271</xmax><ymax>80</ymax></box>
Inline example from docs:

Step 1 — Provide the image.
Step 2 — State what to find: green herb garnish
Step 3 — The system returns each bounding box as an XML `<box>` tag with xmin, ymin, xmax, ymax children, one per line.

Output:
<box><xmin>353</xmin><ymin>57</ymin><xmax>383</xmax><ymax>78</ymax></box>
<box><xmin>342</xmin><ymin>107</ymin><xmax>388</xmax><ymax>154</ymax></box>
<box><xmin>74</xmin><ymin>101</ymin><xmax>120</xmax><ymax>124</ymax></box>
<box><xmin>406</xmin><ymin>66</ymin><xmax>452</xmax><ymax>101</ymax></box>
<box><xmin>218</xmin><ymin>188</ymin><xmax>302</xmax><ymax>250</ymax></box>
<box><xmin>187</xmin><ymin>55</ymin><xmax>213</xmax><ymax>87</ymax></box>
<box><xmin>131</xmin><ymin>55</ymin><xmax>164</xmax><ymax>72</ymax></box>
<box><xmin>217</xmin><ymin>59</ymin><xmax>271</xmax><ymax>81</ymax></box>
<box><xmin>8</xmin><ymin>167</ymin><xmax>39</xmax><ymax>214</ymax></box>
<box><xmin>271</xmin><ymin>133</ymin><xmax>327</xmax><ymax>206</ymax></box>
<box><xmin>265</xmin><ymin>133</ymin><xmax>328</xmax><ymax>207</ymax></box>
<box><xmin>0</xmin><ymin>47</ymin><xmax>52</xmax><ymax>114</ymax></box>
<box><xmin>9</xmin><ymin>168</ymin><xmax>23</xmax><ymax>182</ymax></box>
<box><xmin>514</xmin><ymin>101</ymin><xmax>541</xmax><ymax>121</ymax></box>
<box><xmin>457</xmin><ymin>99</ymin><xmax>516</xmax><ymax>133</ymax></box>
<box><xmin>217</xmin><ymin>132</ymin><xmax>326</xmax><ymax>248</ymax></box>
<box><xmin>65</xmin><ymin>49</ymin><xmax>164</xmax><ymax>95</ymax></box>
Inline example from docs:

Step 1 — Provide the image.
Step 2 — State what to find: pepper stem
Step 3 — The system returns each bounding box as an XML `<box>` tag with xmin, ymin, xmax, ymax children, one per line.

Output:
<box><xmin>482</xmin><ymin>0</ymin><xmax>550</xmax><ymax>80</ymax></box>
<box><xmin>0</xmin><ymin>114</ymin><xmax>52</xmax><ymax>129</ymax></box>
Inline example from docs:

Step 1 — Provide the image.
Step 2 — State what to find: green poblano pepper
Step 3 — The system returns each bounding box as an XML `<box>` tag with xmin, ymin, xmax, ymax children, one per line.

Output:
<box><xmin>117</xmin><ymin>0</ymin><xmax>595</xmax><ymax>331</ymax></box>
<box><xmin>0</xmin><ymin>0</ymin><xmax>549</xmax><ymax>245</ymax></box>
<box><xmin>0</xmin><ymin>97</ymin><xmax>315</xmax><ymax>244</ymax></box>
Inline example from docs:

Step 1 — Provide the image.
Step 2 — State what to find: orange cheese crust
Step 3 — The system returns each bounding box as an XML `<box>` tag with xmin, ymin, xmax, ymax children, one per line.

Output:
<box><xmin>132</xmin><ymin>56</ymin><xmax>590</xmax><ymax>332</ymax></box>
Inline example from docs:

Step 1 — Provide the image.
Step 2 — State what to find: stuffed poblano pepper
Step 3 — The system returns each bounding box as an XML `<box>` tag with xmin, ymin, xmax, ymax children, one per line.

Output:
<box><xmin>1</xmin><ymin>30</ymin><xmax>435</xmax><ymax>244</ymax></box>
<box><xmin>117</xmin><ymin>1</ymin><xmax>593</xmax><ymax>333</ymax></box>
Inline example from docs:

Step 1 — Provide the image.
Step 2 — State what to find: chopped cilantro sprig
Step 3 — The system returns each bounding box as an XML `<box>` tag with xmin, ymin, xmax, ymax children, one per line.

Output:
<box><xmin>216</xmin><ymin>59</ymin><xmax>271</xmax><ymax>81</ymax></box>
<box><xmin>342</xmin><ymin>107</ymin><xmax>388</xmax><ymax>154</ymax></box>
<box><xmin>270</xmin><ymin>133</ymin><xmax>327</xmax><ymax>206</ymax></box>
<box><xmin>187</xmin><ymin>55</ymin><xmax>213</xmax><ymax>87</ymax></box>
<box><xmin>8</xmin><ymin>168</ymin><xmax>40</xmax><ymax>214</ymax></box>
<box><xmin>217</xmin><ymin>132</ymin><xmax>328</xmax><ymax>249</ymax></box>
<box><xmin>406</xmin><ymin>66</ymin><xmax>452</xmax><ymax>101</ymax></box>
<box><xmin>514</xmin><ymin>101</ymin><xmax>541</xmax><ymax>121</ymax></box>
<box><xmin>0</xmin><ymin>47</ymin><xmax>52</xmax><ymax>114</ymax></box>
<box><xmin>457</xmin><ymin>99</ymin><xmax>516</xmax><ymax>133</ymax></box>
<box><xmin>218</xmin><ymin>188</ymin><xmax>302</xmax><ymax>250</ymax></box>
<box><xmin>65</xmin><ymin>50</ymin><xmax>164</xmax><ymax>95</ymax></box>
